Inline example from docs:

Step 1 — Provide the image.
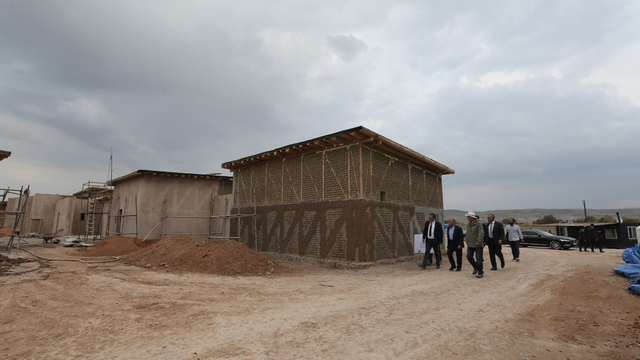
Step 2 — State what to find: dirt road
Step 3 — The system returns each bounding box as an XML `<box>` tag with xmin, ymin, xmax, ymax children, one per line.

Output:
<box><xmin>1</xmin><ymin>244</ymin><xmax>639</xmax><ymax>359</ymax></box>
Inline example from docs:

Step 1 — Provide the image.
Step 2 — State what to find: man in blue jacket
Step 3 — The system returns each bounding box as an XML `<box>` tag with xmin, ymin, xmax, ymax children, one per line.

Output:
<box><xmin>446</xmin><ymin>219</ymin><xmax>465</xmax><ymax>271</ymax></box>
<box><xmin>419</xmin><ymin>213</ymin><xmax>444</xmax><ymax>269</ymax></box>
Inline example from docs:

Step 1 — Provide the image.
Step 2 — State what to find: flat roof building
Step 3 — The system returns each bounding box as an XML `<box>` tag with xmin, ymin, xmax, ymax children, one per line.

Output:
<box><xmin>108</xmin><ymin>170</ymin><xmax>233</xmax><ymax>240</ymax></box>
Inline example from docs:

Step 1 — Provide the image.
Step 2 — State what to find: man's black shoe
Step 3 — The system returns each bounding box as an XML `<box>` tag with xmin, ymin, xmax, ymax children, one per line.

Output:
<box><xmin>490</xmin><ymin>267</ymin><xmax>497</xmax><ymax>271</ymax></box>
<box><xmin>455</xmin><ymin>268</ymin><xmax>461</xmax><ymax>271</ymax></box>
<box><xmin>418</xmin><ymin>264</ymin><xmax>426</xmax><ymax>269</ymax></box>
<box><xmin>500</xmin><ymin>260</ymin><xmax>505</xmax><ymax>268</ymax></box>
<box><xmin>472</xmin><ymin>269</ymin><xmax>478</xmax><ymax>275</ymax></box>
<box><xmin>436</xmin><ymin>265</ymin><xmax>441</xmax><ymax>269</ymax></box>
<box><xmin>449</xmin><ymin>266</ymin><xmax>455</xmax><ymax>271</ymax></box>
<box><xmin>476</xmin><ymin>273</ymin><xmax>484</xmax><ymax>278</ymax></box>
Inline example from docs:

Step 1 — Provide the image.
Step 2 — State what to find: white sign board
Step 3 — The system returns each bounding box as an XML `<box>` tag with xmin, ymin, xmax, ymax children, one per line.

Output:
<box><xmin>414</xmin><ymin>234</ymin><xmax>425</xmax><ymax>254</ymax></box>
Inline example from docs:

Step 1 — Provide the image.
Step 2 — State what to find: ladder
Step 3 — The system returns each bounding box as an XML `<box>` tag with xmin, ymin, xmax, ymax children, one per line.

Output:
<box><xmin>86</xmin><ymin>198</ymin><xmax>95</xmax><ymax>236</ymax></box>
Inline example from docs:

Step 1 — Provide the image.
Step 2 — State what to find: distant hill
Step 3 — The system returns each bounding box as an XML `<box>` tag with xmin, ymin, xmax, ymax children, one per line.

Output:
<box><xmin>444</xmin><ymin>208</ymin><xmax>640</xmax><ymax>225</ymax></box>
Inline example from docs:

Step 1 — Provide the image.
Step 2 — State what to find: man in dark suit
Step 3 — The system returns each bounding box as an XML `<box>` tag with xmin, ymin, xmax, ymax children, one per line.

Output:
<box><xmin>587</xmin><ymin>224</ymin><xmax>603</xmax><ymax>252</ymax></box>
<box><xmin>419</xmin><ymin>213</ymin><xmax>443</xmax><ymax>269</ymax></box>
<box><xmin>578</xmin><ymin>226</ymin><xmax>588</xmax><ymax>252</ymax></box>
<box><xmin>446</xmin><ymin>219</ymin><xmax>464</xmax><ymax>271</ymax></box>
<box><xmin>484</xmin><ymin>214</ymin><xmax>505</xmax><ymax>270</ymax></box>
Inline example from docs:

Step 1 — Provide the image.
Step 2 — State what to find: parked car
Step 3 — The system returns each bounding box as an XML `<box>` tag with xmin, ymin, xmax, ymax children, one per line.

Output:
<box><xmin>520</xmin><ymin>230</ymin><xmax>577</xmax><ymax>250</ymax></box>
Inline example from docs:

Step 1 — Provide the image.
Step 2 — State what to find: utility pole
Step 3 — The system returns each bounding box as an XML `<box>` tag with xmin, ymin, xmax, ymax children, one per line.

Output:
<box><xmin>582</xmin><ymin>200</ymin><xmax>588</xmax><ymax>223</ymax></box>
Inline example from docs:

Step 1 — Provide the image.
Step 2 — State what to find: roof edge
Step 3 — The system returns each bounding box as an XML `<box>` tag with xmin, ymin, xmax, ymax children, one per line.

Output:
<box><xmin>221</xmin><ymin>126</ymin><xmax>454</xmax><ymax>174</ymax></box>
<box><xmin>108</xmin><ymin>169</ymin><xmax>233</xmax><ymax>185</ymax></box>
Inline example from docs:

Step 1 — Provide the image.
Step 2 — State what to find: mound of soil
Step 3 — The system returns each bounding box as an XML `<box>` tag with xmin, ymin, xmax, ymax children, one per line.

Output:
<box><xmin>124</xmin><ymin>236</ymin><xmax>279</xmax><ymax>276</ymax></box>
<box><xmin>0</xmin><ymin>227</ymin><xmax>14</xmax><ymax>236</ymax></box>
<box><xmin>75</xmin><ymin>236</ymin><xmax>154</xmax><ymax>257</ymax></box>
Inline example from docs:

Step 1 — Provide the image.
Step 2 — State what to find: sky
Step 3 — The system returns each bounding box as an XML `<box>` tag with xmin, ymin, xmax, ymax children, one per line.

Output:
<box><xmin>1</xmin><ymin>1</ymin><xmax>639</xmax><ymax>211</ymax></box>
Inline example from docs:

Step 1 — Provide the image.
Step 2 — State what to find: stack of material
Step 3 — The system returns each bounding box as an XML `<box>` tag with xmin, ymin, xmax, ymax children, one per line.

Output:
<box><xmin>125</xmin><ymin>236</ymin><xmax>279</xmax><ymax>276</ymax></box>
<box><xmin>613</xmin><ymin>244</ymin><xmax>640</xmax><ymax>295</ymax></box>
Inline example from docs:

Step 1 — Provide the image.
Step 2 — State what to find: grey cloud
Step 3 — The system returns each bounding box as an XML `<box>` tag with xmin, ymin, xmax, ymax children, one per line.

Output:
<box><xmin>1</xmin><ymin>1</ymin><xmax>639</xmax><ymax>210</ymax></box>
<box><xmin>327</xmin><ymin>34</ymin><xmax>368</xmax><ymax>63</ymax></box>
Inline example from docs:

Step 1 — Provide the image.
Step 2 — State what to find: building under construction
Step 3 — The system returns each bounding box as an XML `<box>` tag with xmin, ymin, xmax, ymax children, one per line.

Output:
<box><xmin>107</xmin><ymin>170</ymin><xmax>233</xmax><ymax>240</ymax></box>
<box><xmin>222</xmin><ymin>126</ymin><xmax>455</xmax><ymax>262</ymax></box>
<box><xmin>72</xmin><ymin>181</ymin><xmax>113</xmax><ymax>241</ymax></box>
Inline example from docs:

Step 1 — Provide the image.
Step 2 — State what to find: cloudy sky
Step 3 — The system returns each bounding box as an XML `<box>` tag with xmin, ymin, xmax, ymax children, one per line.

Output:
<box><xmin>1</xmin><ymin>1</ymin><xmax>639</xmax><ymax>211</ymax></box>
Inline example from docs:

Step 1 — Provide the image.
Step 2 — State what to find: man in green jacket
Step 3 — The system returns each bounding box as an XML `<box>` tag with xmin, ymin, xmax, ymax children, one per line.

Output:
<box><xmin>465</xmin><ymin>211</ymin><xmax>485</xmax><ymax>278</ymax></box>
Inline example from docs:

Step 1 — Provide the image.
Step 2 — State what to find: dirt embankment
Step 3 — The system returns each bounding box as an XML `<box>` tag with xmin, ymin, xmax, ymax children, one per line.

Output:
<box><xmin>124</xmin><ymin>236</ymin><xmax>285</xmax><ymax>276</ymax></box>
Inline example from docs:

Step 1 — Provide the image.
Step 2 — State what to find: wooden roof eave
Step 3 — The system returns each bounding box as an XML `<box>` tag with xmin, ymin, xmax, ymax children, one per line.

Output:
<box><xmin>359</xmin><ymin>128</ymin><xmax>454</xmax><ymax>175</ymax></box>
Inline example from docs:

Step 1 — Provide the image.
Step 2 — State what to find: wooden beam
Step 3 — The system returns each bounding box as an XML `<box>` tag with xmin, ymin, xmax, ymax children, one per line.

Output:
<box><xmin>359</xmin><ymin>143</ymin><xmax>363</xmax><ymax>199</ymax></box>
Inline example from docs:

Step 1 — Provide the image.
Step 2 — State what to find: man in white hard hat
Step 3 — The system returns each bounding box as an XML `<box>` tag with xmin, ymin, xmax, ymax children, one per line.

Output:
<box><xmin>465</xmin><ymin>211</ymin><xmax>485</xmax><ymax>278</ymax></box>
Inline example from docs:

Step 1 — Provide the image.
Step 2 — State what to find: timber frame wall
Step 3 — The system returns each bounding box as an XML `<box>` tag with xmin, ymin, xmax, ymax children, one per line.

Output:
<box><xmin>230</xmin><ymin>143</ymin><xmax>446</xmax><ymax>261</ymax></box>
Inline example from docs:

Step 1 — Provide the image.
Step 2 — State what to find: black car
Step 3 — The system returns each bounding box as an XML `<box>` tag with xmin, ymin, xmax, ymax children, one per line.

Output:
<box><xmin>521</xmin><ymin>230</ymin><xmax>577</xmax><ymax>250</ymax></box>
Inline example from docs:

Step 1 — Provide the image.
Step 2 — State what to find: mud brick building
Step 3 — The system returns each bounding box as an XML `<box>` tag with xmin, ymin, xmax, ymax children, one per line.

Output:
<box><xmin>108</xmin><ymin>170</ymin><xmax>233</xmax><ymax>240</ymax></box>
<box><xmin>222</xmin><ymin>126</ymin><xmax>454</xmax><ymax>262</ymax></box>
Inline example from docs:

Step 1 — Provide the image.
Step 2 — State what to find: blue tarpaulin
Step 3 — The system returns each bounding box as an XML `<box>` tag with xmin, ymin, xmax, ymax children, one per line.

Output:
<box><xmin>613</xmin><ymin>264</ymin><xmax>640</xmax><ymax>282</ymax></box>
<box><xmin>615</xmin><ymin>244</ymin><xmax>640</xmax><ymax>295</ymax></box>
<box><xmin>622</xmin><ymin>244</ymin><xmax>640</xmax><ymax>264</ymax></box>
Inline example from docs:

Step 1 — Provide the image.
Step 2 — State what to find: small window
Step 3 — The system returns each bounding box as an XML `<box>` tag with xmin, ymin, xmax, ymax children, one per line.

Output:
<box><xmin>628</xmin><ymin>227</ymin><xmax>638</xmax><ymax>240</ymax></box>
<box><xmin>380</xmin><ymin>191</ymin><xmax>387</xmax><ymax>202</ymax></box>
<box><xmin>604</xmin><ymin>228</ymin><xmax>617</xmax><ymax>239</ymax></box>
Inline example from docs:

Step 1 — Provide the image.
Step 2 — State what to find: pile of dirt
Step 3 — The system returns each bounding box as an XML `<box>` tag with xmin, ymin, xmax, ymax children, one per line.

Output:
<box><xmin>124</xmin><ymin>236</ymin><xmax>280</xmax><ymax>276</ymax></box>
<box><xmin>75</xmin><ymin>236</ymin><xmax>154</xmax><ymax>257</ymax></box>
<box><xmin>0</xmin><ymin>227</ymin><xmax>14</xmax><ymax>236</ymax></box>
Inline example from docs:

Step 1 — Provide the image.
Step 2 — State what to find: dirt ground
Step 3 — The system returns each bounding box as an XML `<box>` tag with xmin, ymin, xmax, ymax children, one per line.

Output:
<box><xmin>1</xmin><ymin>240</ymin><xmax>639</xmax><ymax>360</ymax></box>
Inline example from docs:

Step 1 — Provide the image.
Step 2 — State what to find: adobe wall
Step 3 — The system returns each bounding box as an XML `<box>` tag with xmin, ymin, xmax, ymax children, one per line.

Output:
<box><xmin>27</xmin><ymin>194</ymin><xmax>66</xmax><ymax>233</ymax></box>
<box><xmin>110</xmin><ymin>176</ymin><xmax>231</xmax><ymax>240</ymax></box>
<box><xmin>232</xmin><ymin>145</ymin><xmax>443</xmax><ymax>210</ymax></box>
<box><xmin>52</xmin><ymin>197</ymin><xmax>84</xmax><ymax>236</ymax></box>
<box><xmin>231</xmin><ymin>199</ymin><xmax>444</xmax><ymax>262</ymax></box>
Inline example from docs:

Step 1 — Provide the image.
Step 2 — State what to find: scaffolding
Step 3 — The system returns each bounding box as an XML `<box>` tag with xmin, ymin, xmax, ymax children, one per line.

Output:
<box><xmin>106</xmin><ymin>194</ymin><xmax>138</xmax><ymax>238</ymax></box>
<box><xmin>1</xmin><ymin>185</ymin><xmax>30</xmax><ymax>252</ymax></box>
<box><xmin>77</xmin><ymin>181</ymin><xmax>113</xmax><ymax>241</ymax></box>
<box><xmin>159</xmin><ymin>194</ymin><xmax>255</xmax><ymax>240</ymax></box>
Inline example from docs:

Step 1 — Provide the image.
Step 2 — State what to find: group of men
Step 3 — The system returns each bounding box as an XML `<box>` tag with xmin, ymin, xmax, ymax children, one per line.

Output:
<box><xmin>418</xmin><ymin>212</ymin><xmax>524</xmax><ymax>278</ymax></box>
<box><xmin>577</xmin><ymin>224</ymin><xmax>604</xmax><ymax>252</ymax></box>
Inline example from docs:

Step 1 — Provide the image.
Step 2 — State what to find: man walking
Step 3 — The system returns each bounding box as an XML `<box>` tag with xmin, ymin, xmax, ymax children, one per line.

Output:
<box><xmin>446</xmin><ymin>219</ymin><xmax>464</xmax><ymax>271</ymax></box>
<box><xmin>419</xmin><ymin>213</ymin><xmax>443</xmax><ymax>269</ymax></box>
<box><xmin>484</xmin><ymin>214</ymin><xmax>505</xmax><ymax>270</ymax></box>
<box><xmin>504</xmin><ymin>218</ymin><xmax>523</xmax><ymax>262</ymax></box>
<box><xmin>578</xmin><ymin>226</ymin><xmax>588</xmax><ymax>252</ymax></box>
<box><xmin>587</xmin><ymin>224</ymin><xmax>603</xmax><ymax>253</ymax></box>
<box><xmin>465</xmin><ymin>211</ymin><xmax>485</xmax><ymax>278</ymax></box>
